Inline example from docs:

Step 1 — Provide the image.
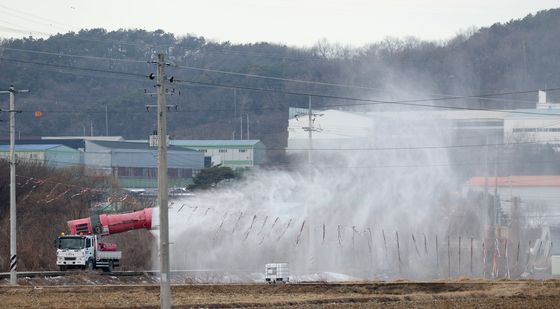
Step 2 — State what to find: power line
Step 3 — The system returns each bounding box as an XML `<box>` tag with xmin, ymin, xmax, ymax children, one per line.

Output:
<box><xmin>279</xmin><ymin>139</ymin><xmax>560</xmax><ymax>151</ymax></box>
<box><xmin>172</xmin><ymin>64</ymin><xmax>546</xmax><ymax>104</ymax></box>
<box><xmin>2</xmin><ymin>42</ymin><xmax>325</xmax><ymax>63</ymax></box>
<box><xmin>4</xmin><ymin>144</ymin><xmax>560</xmax><ymax>171</ymax></box>
<box><xmin>2</xmin><ymin>55</ymin><xmax>560</xmax><ymax>117</ymax></box>
<box><xmin>0</xmin><ymin>154</ymin><xmax>195</xmax><ymax>174</ymax></box>
<box><xmin>1</xmin><ymin>46</ymin><xmax>553</xmax><ymax>106</ymax></box>
<box><xmin>174</xmin><ymin>78</ymin><xmax>560</xmax><ymax>116</ymax></box>
<box><xmin>0</xmin><ymin>57</ymin><xmax>145</xmax><ymax>77</ymax></box>
<box><xmin>0</xmin><ymin>47</ymin><xmax>147</xmax><ymax>64</ymax></box>
<box><xmin>0</xmin><ymin>60</ymin><xmax>148</xmax><ymax>84</ymax></box>
<box><xmin>189</xmin><ymin>46</ymin><xmax>327</xmax><ymax>62</ymax></box>
<box><xmin>0</xmin><ymin>25</ymin><xmax>52</xmax><ymax>37</ymax></box>
<box><xmin>0</xmin><ymin>12</ymin><xmax>68</xmax><ymax>37</ymax></box>
<box><xmin>0</xmin><ymin>4</ymin><xmax>74</xmax><ymax>30</ymax></box>
<box><xmin>9</xmin><ymin>90</ymin><xmax>560</xmax><ymax>118</ymax></box>
<box><xmin>0</xmin><ymin>24</ymin><xmax>556</xmax><ymax>112</ymax></box>
<box><xmin>0</xmin><ymin>23</ymin><xmax>340</xmax><ymax>63</ymax></box>
<box><xmin>173</xmin><ymin>63</ymin><xmax>388</xmax><ymax>91</ymax></box>
<box><xmin>267</xmin><ymin>156</ymin><xmax>560</xmax><ymax>170</ymax></box>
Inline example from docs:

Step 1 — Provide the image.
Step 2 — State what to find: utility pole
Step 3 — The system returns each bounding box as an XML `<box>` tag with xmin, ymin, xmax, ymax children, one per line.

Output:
<box><xmin>246</xmin><ymin>114</ymin><xmax>250</xmax><ymax>140</ymax></box>
<box><xmin>493</xmin><ymin>139</ymin><xmax>500</xmax><ymax>227</ymax></box>
<box><xmin>240</xmin><ymin>114</ymin><xmax>243</xmax><ymax>140</ymax></box>
<box><xmin>105</xmin><ymin>104</ymin><xmax>109</xmax><ymax>136</ymax></box>
<box><xmin>300</xmin><ymin>96</ymin><xmax>322</xmax><ymax>167</ymax></box>
<box><xmin>233</xmin><ymin>88</ymin><xmax>237</xmax><ymax>140</ymax></box>
<box><xmin>155</xmin><ymin>53</ymin><xmax>172</xmax><ymax>309</ymax></box>
<box><xmin>0</xmin><ymin>85</ymin><xmax>29</xmax><ymax>286</ymax></box>
<box><xmin>145</xmin><ymin>56</ymin><xmax>177</xmax><ymax>309</ymax></box>
<box><xmin>483</xmin><ymin>135</ymin><xmax>489</xmax><ymax>236</ymax></box>
<box><xmin>307</xmin><ymin>97</ymin><xmax>312</xmax><ymax>164</ymax></box>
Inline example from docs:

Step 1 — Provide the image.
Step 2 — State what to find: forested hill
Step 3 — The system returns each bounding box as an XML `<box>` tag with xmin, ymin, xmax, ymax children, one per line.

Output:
<box><xmin>0</xmin><ymin>8</ymin><xmax>559</xmax><ymax>158</ymax></box>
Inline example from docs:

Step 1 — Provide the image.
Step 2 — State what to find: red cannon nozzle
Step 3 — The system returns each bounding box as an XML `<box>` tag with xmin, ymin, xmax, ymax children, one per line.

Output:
<box><xmin>67</xmin><ymin>208</ymin><xmax>154</xmax><ymax>236</ymax></box>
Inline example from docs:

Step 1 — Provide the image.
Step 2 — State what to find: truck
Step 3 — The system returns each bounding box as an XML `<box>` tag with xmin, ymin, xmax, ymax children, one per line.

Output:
<box><xmin>55</xmin><ymin>234</ymin><xmax>121</xmax><ymax>272</ymax></box>
<box><xmin>55</xmin><ymin>207</ymin><xmax>158</xmax><ymax>272</ymax></box>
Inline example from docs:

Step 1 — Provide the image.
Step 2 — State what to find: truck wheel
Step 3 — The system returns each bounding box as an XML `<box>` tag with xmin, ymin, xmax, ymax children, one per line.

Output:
<box><xmin>86</xmin><ymin>259</ymin><xmax>94</xmax><ymax>272</ymax></box>
<box><xmin>103</xmin><ymin>261</ymin><xmax>114</xmax><ymax>273</ymax></box>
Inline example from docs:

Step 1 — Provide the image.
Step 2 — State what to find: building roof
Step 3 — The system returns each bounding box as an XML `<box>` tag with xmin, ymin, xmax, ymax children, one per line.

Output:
<box><xmin>505</xmin><ymin>109</ymin><xmax>560</xmax><ymax>119</ymax></box>
<box><xmin>87</xmin><ymin>140</ymin><xmax>198</xmax><ymax>152</ymax></box>
<box><xmin>171</xmin><ymin>140</ymin><xmax>263</xmax><ymax>147</ymax></box>
<box><xmin>0</xmin><ymin>139</ymin><xmax>86</xmax><ymax>149</ymax></box>
<box><xmin>368</xmin><ymin>110</ymin><xmax>508</xmax><ymax>121</ymax></box>
<box><xmin>465</xmin><ymin>176</ymin><xmax>560</xmax><ymax>187</ymax></box>
<box><xmin>0</xmin><ymin>144</ymin><xmax>74</xmax><ymax>152</ymax></box>
<box><xmin>42</xmin><ymin>136</ymin><xmax>124</xmax><ymax>141</ymax></box>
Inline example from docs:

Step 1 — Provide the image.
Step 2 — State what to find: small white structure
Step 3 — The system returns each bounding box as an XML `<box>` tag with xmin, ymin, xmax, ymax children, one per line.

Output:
<box><xmin>265</xmin><ymin>263</ymin><xmax>289</xmax><ymax>283</ymax></box>
<box><xmin>552</xmin><ymin>256</ymin><xmax>560</xmax><ymax>276</ymax></box>
<box><xmin>536</xmin><ymin>90</ymin><xmax>560</xmax><ymax>110</ymax></box>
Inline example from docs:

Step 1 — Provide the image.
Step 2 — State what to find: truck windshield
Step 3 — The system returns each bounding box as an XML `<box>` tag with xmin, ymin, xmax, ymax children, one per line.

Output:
<box><xmin>58</xmin><ymin>237</ymin><xmax>85</xmax><ymax>249</ymax></box>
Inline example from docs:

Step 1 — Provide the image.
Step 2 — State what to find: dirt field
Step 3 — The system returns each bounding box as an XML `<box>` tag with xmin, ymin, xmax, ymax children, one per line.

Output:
<box><xmin>1</xmin><ymin>275</ymin><xmax>559</xmax><ymax>308</ymax></box>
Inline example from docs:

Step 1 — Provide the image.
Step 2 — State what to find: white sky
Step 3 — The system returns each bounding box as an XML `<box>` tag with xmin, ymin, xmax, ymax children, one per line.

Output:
<box><xmin>0</xmin><ymin>0</ymin><xmax>558</xmax><ymax>47</ymax></box>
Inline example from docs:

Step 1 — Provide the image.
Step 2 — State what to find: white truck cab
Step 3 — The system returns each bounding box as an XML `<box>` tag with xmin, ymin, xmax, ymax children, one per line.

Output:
<box><xmin>55</xmin><ymin>235</ymin><xmax>121</xmax><ymax>272</ymax></box>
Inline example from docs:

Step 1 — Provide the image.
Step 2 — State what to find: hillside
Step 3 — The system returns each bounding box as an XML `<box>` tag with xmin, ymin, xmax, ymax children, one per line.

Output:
<box><xmin>0</xmin><ymin>8</ymin><xmax>559</xmax><ymax>159</ymax></box>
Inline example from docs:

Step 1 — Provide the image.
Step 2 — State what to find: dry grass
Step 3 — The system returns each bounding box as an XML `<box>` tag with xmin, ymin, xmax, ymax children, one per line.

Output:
<box><xmin>1</xmin><ymin>279</ymin><xmax>559</xmax><ymax>308</ymax></box>
<box><xmin>0</xmin><ymin>160</ymin><xmax>154</xmax><ymax>271</ymax></box>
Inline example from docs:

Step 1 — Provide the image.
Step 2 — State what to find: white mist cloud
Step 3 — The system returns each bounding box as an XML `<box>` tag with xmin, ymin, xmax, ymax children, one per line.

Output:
<box><xmin>156</xmin><ymin>107</ymin><xmax>463</xmax><ymax>281</ymax></box>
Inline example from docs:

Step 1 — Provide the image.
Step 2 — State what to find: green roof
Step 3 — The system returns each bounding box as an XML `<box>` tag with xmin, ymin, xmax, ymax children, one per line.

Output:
<box><xmin>171</xmin><ymin>140</ymin><xmax>264</xmax><ymax>147</ymax></box>
<box><xmin>88</xmin><ymin>140</ymin><xmax>197</xmax><ymax>152</ymax></box>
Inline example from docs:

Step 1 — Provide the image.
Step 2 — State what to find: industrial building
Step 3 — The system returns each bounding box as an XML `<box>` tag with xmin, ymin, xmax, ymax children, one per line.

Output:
<box><xmin>84</xmin><ymin>140</ymin><xmax>204</xmax><ymax>188</ymax></box>
<box><xmin>1</xmin><ymin>136</ymin><xmax>263</xmax><ymax>186</ymax></box>
<box><xmin>287</xmin><ymin>90</ymin><xmax>560</xmax><ymax>153</ymax></box>
<box><xmin>504</xmin><ymin>109</ymin><xmax>560</xmax><ymax>147</ymax></box>
<box><xmin>0</xmin><ymin>144</ymin><xmax>80</xmax><ymax>167</ymax></box>
<box><xmin>171</xmin><ymin>140</ymin><xmax>266</xmax><ymax>169</ymax></box>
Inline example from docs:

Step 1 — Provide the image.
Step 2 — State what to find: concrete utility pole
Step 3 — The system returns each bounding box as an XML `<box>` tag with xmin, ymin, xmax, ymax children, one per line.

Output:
<box><xmin>155</xmin><ymin>53</ymin><xmax>172</xmax><ymax>309</ymax></box>
<box><xmin>246</xmin><ymin>114</ymin><xmax>250</xmax><ymax>140</ymax></box>
<box><xmin>304</xmin><ymin>96</ymin><xmax>314</xmax><ymax>166</ymax></box>
<box><xmin>233</xmin><ymin>88</ymin><xmax>237</xmax><ymax>140</ymax></box>
<box><xmin>240</xmin><ymin>114</ymin><xmax>243</xmax><ymax>140</ymax></box>
<box><xmin>105</xmin><ymin>104</ymin><xmax>109</xmax><ymax>136</ymax></box>
<box><xmin>483</xmin><ymin>135</ymin><xmax>489</xmax><ymax>236</ymax></box>
<box><xmin>300</xmin><ymin>96</ymin><xmax>323</xmax><ymax>167</ymax></box>
<box><xmin>0</xmin><ymin>85</ymin><xmax>29</xmax><ymax>286</ymax></box>
<box><xmin>493</xmin><ymin>140</ymin><xmax>500</xmax><ymax>226</ymax></box>
<box><xmin>307</xmin><ymin>96</ymin><xmax>313</xmax><ymax>165</ymax></box>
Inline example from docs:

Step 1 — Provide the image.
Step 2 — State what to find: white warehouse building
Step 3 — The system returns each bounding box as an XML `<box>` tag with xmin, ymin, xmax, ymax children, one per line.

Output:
<box><xmin>287</xmin><ymin>91</ymin><xmax>560</xmax><ymax>152</ymax></box>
